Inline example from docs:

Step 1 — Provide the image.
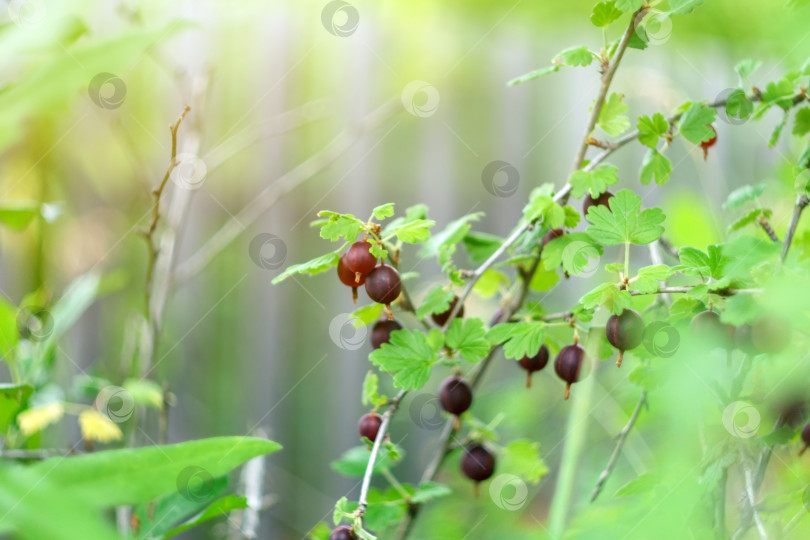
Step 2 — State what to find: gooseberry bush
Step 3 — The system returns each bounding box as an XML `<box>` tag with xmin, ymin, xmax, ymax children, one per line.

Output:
<box><xmin>274</xmin><ymin>2</ymin><xmax>810</xmax><ymax>539</ymax></box>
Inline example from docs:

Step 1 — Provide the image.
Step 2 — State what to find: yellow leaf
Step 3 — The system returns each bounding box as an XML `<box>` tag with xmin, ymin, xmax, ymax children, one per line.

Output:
<box><xmin>17</xmin><ymin>402</ymin><xmax>65</xmax><ymax>436</ymax></box>
<box><xmin>78</xmin><ymin>409</ymin><xmax>122</xmax><ymax>443</ymax></box>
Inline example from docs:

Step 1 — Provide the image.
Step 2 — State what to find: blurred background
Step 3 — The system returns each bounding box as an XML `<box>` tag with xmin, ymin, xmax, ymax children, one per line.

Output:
<box><xmin>1</xmin><ymin>0</ymin><xmax>809</xmax><ymax>538</ymax></box>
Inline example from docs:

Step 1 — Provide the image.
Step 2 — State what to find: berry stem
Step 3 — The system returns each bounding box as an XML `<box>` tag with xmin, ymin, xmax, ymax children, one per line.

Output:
<box><xmin>615</xmin><ymin>350</ymin><xmax>623</xmax><ymax>368</ymax></box>
<box><xmin>526</xmin><ymin>373</ymin><xmax>532</xmax><ymax>389</ymax></box>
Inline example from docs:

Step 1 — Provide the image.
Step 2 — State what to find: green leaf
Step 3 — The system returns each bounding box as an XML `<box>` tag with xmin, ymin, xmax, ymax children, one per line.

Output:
<box><xmin>555</xmin><ymin>46</ymin><xmax>594</xmax><ymax>67</ymax></box>
<box><xmin>639</xmin><ymin>148</ymin><xmax>672</xmax><ymax>186</ymax></box>
<box><xmin>415</xmin><ymin>286</ymin><xmax>454</xmax><ymax>319</ymax></box>
<box><xmin>369</xmin><ymin>330</ymin><xmax>437</xmax><ymax>390</ymax></box>
<box><xmin>597</xmin><ymin>93</ymin><xmax>630</xmax><ymax>136</ymax></box>
<box><xmin>122</xmin><ymin>378</ymin><xmax>163</xmax><ymax>409</ymax></box>
<box><xmin>720</xmin><ymin>293</ymin><xmax>762</xmax><ymax>326</ymax></box>
<box><xmin>615</xmin><ymin>473</ymin><xmax>661</xmax><ymax>497</ymax></box>
<box><xmin>757</xmin><ymin>425</ymin><xmax>796</xmax><ymax>446</ymax></box>
<box><xmin>385</xmin><ymin>219</ymin><xmax>435</xmax><ymax>243</ymax></box>
<box><xmin>615</xmin><ymin>0</ymin><xmax>644</xmax><ymax>11</ymax></box>
<box><xmin>272</xmin><ymin>248</ymin><xmax>342</xmax><ymax>284</ymax></box>
<box><xmin>350</xmin><ymin>303</ymin><xmax>384</xmax><ymax>326</ymax></box>
<box><xmin>410</xmin><ymin>482</ymin><xmax>452</xmax><ymax>503</ymax></box>
<box><xmin>164</xmin><ymin>495</ymin><xmax>248</xmax><ymax>539</ymax></box>
<box><xmin>794</xmin><ymin>107</ymin><xmax>810</xmax><ymax>137</ymax></box>
<box><xmin>679</xmin><ymin>103</ymin><xmax>717</xmax><ymax>144</ymax></box>
<box><xmin>734</xmin><ymin>59</ymin><xmax>761</xmax><ymax>83</ymax></box>
<box><xmin>541</xmin><ymin>232</ymin><xmax>603</xmax><ymax>275</ymax></box>
<box><xmin>579</xmin><ymin>282</ymin><xmax>632</xmax><ymax>314</ymax></box>
<box><xmin>28</xmin><ymin>437</ymin><xmax>280</xmax><ymax>508</ymax></box>
<box><xmin>507</xmin><ymin>65</ymin><xmax>560</xmax><ymax>85</ymax></box>
<box><xmin>769</xmin><ymin>110</ymin><xmax>789</xmax><ymax>148</ymax></box>
<box><xmin>473</xmin><ymin>269</ymin><xmax>510</xmax><ymax>298</ymax></box>
<box><xmin>585</xmin><ymin>189</ymin><xmax>666</xmax><ymax>245</ymax></box>
<box><xmin>725</xmin><ymin>89</ymin><xmax>753</xmax><ymax>121</ymax></box>
<box><xmin>569</xmin><ymin>165</ymin><xmax>619</xmax><ymax>198</ymax></box>
<box><xmin>728</xmin><ymin>208</ymin><xmax>769</xmax><ymax>233</ymax></box>
<box><xmin>420</xmin><ymin>213</ymin><xmax>483</xmax><ymax>259</ymax></box>
<box><xmin>523</xmin><ymin>192</ymin><xmax>566</xmax><ymax>227</ymax></box>
<box><xmin>501</xmin><ymin>439</ymin><xmax>549</xmax><ymax>483</ymax></box>
<box><xmin>674</xmin><ymin>245</ymin><xmax>726</xmax><ymax>279</ymax></box>
<box><xmin>723</xmin><ymin>184</ymin><xmax>766</xmax><ymax>210</ymax></box>
<box><xmin>331</xmin><ymin>446</ymin><xmax>402</xmax><ymax>477</ymax></box>
<box><xmin>334</xmin><ymin>496</ymin><xmax>350</xmax><ymax>524</ymax></box>
<box><xmin>362</xmin><ymin>371</ymin><xmax>387</xmax><ymax>408</ymax></box>
<box><xmin>372</xmin><ymin>203</ymin><xmax>395</xmax><ymax>220</ymax></box>
<box><xmin>762</xmin><ymin>78</ymin><xmax>795</xmax><ymax>109</ymax></box>
<box><xmin>637</xmin><ymin>113</ymin><xmax>669</xmax><ymax>148</ymax></box>
<box><xmin>564</xmin><ymin>205</ymin><xmax>581</xmax><ymax>228</ymax></box>
<box><xmin>0</xmin><ymin>201</ymin><xmax>41</xmax><ymax>231</ymax></box>
<box><xmin>591</xmin><ymin>1</ymin><xmax>623</xmax><ymax>27</ymax></box>
<box><xmin>0</xmin><ymin>297</ymin><xmax>19</xmax><ymax>357</ymax></box>
<box><xmin>318</xmin><ymin>212</ymin><xmax>365</xmax><ymax>242</ymax></box>
<box><xmin>487</xmin><ymin>322</ymin><xmax>546</xmax><ymax>360</ymax></box>
<box><xmin>462</xmin><ymin>231</ymin><xmax>504</xmax><ymax>262</ymax></box>
<box><xmin>446</xmin><ymin>318</ymin><xmax>490</xmax><ymax>363</ymax></box>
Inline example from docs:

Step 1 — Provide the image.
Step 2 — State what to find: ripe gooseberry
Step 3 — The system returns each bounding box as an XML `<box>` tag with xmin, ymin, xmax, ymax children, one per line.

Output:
<box><xmin>583</xmin><ymin>191</ymin><xmax>613</xmax><ymax>217</ymax></box>
<box><xmin>542</xmin><ymin>228</ymin><xmax>564</xmax><ymax>248</ymax></box>
<box><xmin>370</xmin><ymin>318</ymin><xmax>402</xmax><ymax>349</ymax></box>
<box><xmin>461</xmin><ymin>443</ymin><xmax>496</xmax><ymax>496</ymax></box>
<box><xmin>555</xmin><ymin>343</ymin><xmax>586</xmax><ymax>399</ymax></box>
<box><xmin>800</xmin><ymin>422</ymin><xmax>810</xmax><ymax>455</ymax></box>
<box><xmin>432</xmin><ymin>295</ymin><xmax>464</xmax><ymax>327</ymax></box>
<box><xmin>337</xmin><ymin>254</ymin><xmax>365</xmax><ymax>303</ymax></box>
<box><xmin>329</xmin><ymin>526</ymin><xmax>358</xmax><ymax>540</ymax></box>
<box><xmin>518</xmin><ymin>345</ymin><xmax>549</xmax><ymax>388</ymax></box>
<box><xmin>345</xmin><ymin>241</ymin><xmax>377</xmax><ymax>281</ymax></box>
<box><xmin>358</xmin><ymin>412</ymin><xmax>382</xmax><ymax>443</ymax></box>
<box><xmin>438</xmin><ymin>375</ymin><xmax>472</xmax><ymax>430</ymax></box>
<box><xmin>365</xmin><ymin>264</ymin><xmax>402</xmax><ymax>316</ymax></box>
<box><xmin>605</xmin><ymin>309</ymin><xmax>644</xmax><ymax>367</ymax></box>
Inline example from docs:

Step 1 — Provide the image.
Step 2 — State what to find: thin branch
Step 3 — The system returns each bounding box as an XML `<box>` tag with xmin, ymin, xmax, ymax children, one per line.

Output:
<box><xmin>757</xmin><ymin>214</ymin><xmax>779</xmax><ymax>243</ymax></box>
<box><xmin>172</xmin><ymin>98</ymin><xmax>401</xmax><ymax>286</ymax></box>
<box><xmin>590</xmin><ymin>391</ymin><xmax>647</xmax><ymax>502</ymax></box>
<box><xmin>629</xmin><ymin>286</ymin><xmax>761</xmax><ymax>296</ymax></box>
<box><xmin>780</xmin><ymin>193</ymin><xmax>809</xmax><ymax>261</ymax></box>
<box><xmin>744</xmin><ymin>466</ymin><xmax>769</xmax><ymax>540</ymax></box>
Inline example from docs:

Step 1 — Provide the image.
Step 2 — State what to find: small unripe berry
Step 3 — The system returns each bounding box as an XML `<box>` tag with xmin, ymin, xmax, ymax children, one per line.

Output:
<box><xmin>605</xmin><ymin>309</ymin><xmax>644</xmax><ymax>367</ymax></box>
<box><xmin>329</xmin><ymin>526</ymin><xmax>358</xmax><ymax>540</ymax></box>
<box><xmin>690</xmin><ymin>310</ymin><xmax>733</xmax><ymax>349</ymax></box>
<box><xmin>555</xmin><ymin>344</ymin><xmax>586</xmax><ymax>399</ymax></box>
<box><xmin>370</xmin><ymin>318</ymin><xmax>402</xmax><ymax>349</ymax></box>
<box><xmin>358</xmin><ymin>412</ymin><xmax>382</xmax><ymax>443</ymax></box>
<box><xmin>432</xmin><ymin>296</ymin><xmax>464</xmax><ymax>327</ymax></box>
<box><xmin>461</xmin><ymin>443</ymin><xmax>496</xmax><ymax>492</ymax></box>
<box><xmin>337</xmin><ymin>254</ymin><xmax>365</xmax><ymax>303</ymax></box>
<box><xmin>518</xmin><ymin>345</ymin><xmax>549</xmax><ymax>388</ymax></box>
<box><xmin>365</xmin><ymin>265</ymin><xmax>402</xmax><ymax>312</ymax></box>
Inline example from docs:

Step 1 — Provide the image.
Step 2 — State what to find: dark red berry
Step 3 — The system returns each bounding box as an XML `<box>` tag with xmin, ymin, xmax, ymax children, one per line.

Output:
<box><xmin>370</xmin><ymin>318</ymin><xmax>402</xmax><ymax>349</ymax></box>
<box><xmin>438</xmin><ymin>376</ymin><xmax>472</xmax><ymax>429</ymax></box>
<box><xmin>518</xmin><ymin>345</ymin><xmax>549</xmax><ymax>388</ymax></box>
<box><xmin>365</xmin><ymin>264</ymin><xmax>401</xmax><ymax>312</ymax></box>
<box><xmin>542</xmin><ymin>228</ymin><xmax>564</xmax><ymax>248</ymax></box>
<box><xmin>583</xmin><ymin>191</ymin><xmax>613</xmax><ymax>217</ymax></box>
<box><xmin>345</xmin><ymin>241</ymin><xmax>377</xmax><ymax>279</ymax></box>
<box><xmin>461</xmin><ymin>444</ymin><xmax>496</xmax><ymax>492</ymax></box>
<box><xmin>690</xmin><ymin>310</ymin><xmax>733</xmax><ymax>349</ymax></box>
<box><xmin>555</xmin><ymin>344</ymin><xmax>586</xmax><ymax>400</ymax></box>
<box><xmin>358</xmin><ymin>412</ymin><xmax>382</xmax><ymax>443</ymax></box>
<box><xmin>605</xmin><ymin>309</ymin><xmax>644</xmax><ymax>367</ymax></box>
<box><xmin>338</xmin><ymin>254</ymin><xmax>365</xmax><ymax>303</ymax></box>
<box><xmin>329</xmin><ymin>526</ymin><xmax>358</xmax><ymax>540</ymax></box>
<box><xmin>700</xmin><ymin>125</ymin><xmax>717</xmax><ymax>160</ymax></box>
<box><xmin>432</xmin><ymin>296</ymin><xmax>464</xmax><ymax>327</ymax></box>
